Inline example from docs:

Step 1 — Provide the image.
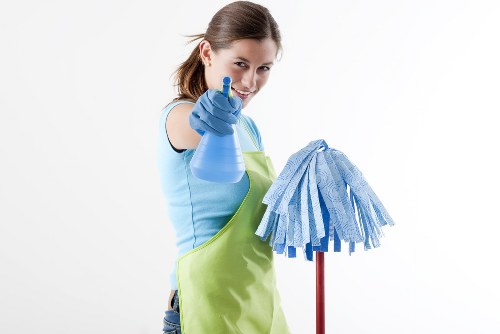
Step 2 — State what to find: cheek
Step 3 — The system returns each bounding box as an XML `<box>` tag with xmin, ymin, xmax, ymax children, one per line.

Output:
<box><xmin>257</xmin><ymin>74</ymin><xmax>270</xmax><ymax>87</ymax></box>
<box><xmin>203</xmin><ymin>69</ymin><xmax>214</xmax><ymax>89</ymax></box>
<box><xmin>208</xmin><ymin>64</ymin><xmax>240</xmax><ymax>88</ymax></box>
<box><xmin>226</xmin><ymin>68</ymin><xmax>243</xmax><ymax>82</ymax></box>
<box><xmin>206</xmin><ymin>68</ymin><xmax>222</xmax><ymax>90</ymax></box>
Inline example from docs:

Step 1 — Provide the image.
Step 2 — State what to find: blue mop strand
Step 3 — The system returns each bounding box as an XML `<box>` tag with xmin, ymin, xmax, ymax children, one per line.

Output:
<box><xmin>317</xmin><ymin>151</ymin><xmax>352</xmax><ymax>242</ymax></box>
<box><xmin>319</xmin><ymin>189</ymin><xmax>342</xmax><ymax>252</ymax></box>
<box><xmin>292</xmin><ymin>172</ymin><xmax>308</xmax><ymax>248</ymax></box>
<box><xmin>332</xmin><ymin>152</ymin><xmax>391</xmax><ymax>249</ymax></box>
<box><xmin>282</xmin><ymin>201</ymin><xmax>293</xmax><ymax>247</ymax></box>
<box><xmin>274</xmin><ymin>153</ymin><xmax>316</xmax><ymax>216</ymax></box>
<box><xmin>349</xmin><ymin>241</ymin><xmax>355</xmax><ymax>254</ymax></box>
<box><xmin>323</xmin><ymin>151</ymin><xmax>364</xmax><ymax>242</ymax></box>
<box><xmin>265</xmin><ymin>209</ymin><xmax>283</xmax><ymax>249</ymax></box>
<box><xmin>312</xmin><ymin>197</ymin><xmax>330</xmax><ymax>253</ymax></box>
<box><xmin>295</xmin><ymin>160</ymin><xmax>322</xmax><ymax>250</ymax></box>
<box><xmin>262</xmin><ymin>148</ymin><xmax>311</xmax><ymax>208</ymax></box>
<box><xmin>331</xmin><ymin>150</ymin><xmax>395</xmax><ymax>227</ymax></box>
<box><xmin>305</xmin><ymin>240</ymin><xmax>313</xmax><ymax>261</ymax></box>
<box><xmin>260</xmin><ymin>210</ymin><xmax>279</xmax><ymax>243</ymax></box>
<box><xmin>306</xmin><ymin>190</ymin><xmax>322</xmax><ymax>247</ymax></box>
<box><xmin>294</xmin><ymin>201</ymin><xmax>305</xmax><ymax>249</ymax></box>
<box><xmin>286</xmin><ymin>186</ymin><xmax>298</xmax><ymax>248</ymax></box>
<box><xmin>268</xmin><ymin>213</ymin><xmax>278</xmax><ymax>245</ymax></box>
<box><xmin>334</xmin><ymin>150</ymin><xmax>393</xmax><ymax>249</ymax></box>
<box><xmin>317</xmin><ymin>152</ymin><xmax>360</xmax><ymax>243</ymax></box>
<box><xmin>337</xmin><ymin>158</ymin><xmax>383</xmax><ymax>234</ymax></box>
<box><xmin>269</xmin><ymin>212</ymin><xmax>283</xmax><ymax>247</ymax></box>
<box><xmin>333</xmin><ymin>227</ymin><xmax>341</xmax><ymax>252</ymax></box>
<box><xmin>288</xmin><ymin>196</ymin><xmax>301</xmax><ymax>247</ymax></box>
<box><xmin>276</xmin><ymin>212</ymin><xmax>288</xmax><ymax>246</ymax></box>
<box><xmin>274</xmin><ymin>240</ymin><xmax>286</xmax><ymax>254</ymax></box>
<box><xmin>256</xmin><ymin>200</ymin><xmax>282</xmax><ymax>241</ymax></box>
<box><xmin>300</xmin><ymin>165</ymin><xmax>313</xmax><ymax>247</ymax></box>
<box><xmin>350</xmin><ymin>190</ymin><xmax>371</xmax><ymax>250</ymax></box>
<box><xmin>307</xmin><ymin>154</ymin><xmax>326</xmax><ymax>241</ymax></box>
<box><xmin>315</xmin><ymin>151</ymin><xmax>343</xmax><ymax>241</ymax></box>
<box><xmin>255</xmin><ymin>208</ymin><xmax>274</xmax><ymax>242</ymax></box>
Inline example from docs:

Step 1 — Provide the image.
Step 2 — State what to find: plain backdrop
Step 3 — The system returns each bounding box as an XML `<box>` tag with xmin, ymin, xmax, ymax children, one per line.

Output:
<box><xmin>1</xmin><ymin>0</ymin><xmax>499</xmax><ymax>333</ymax></box>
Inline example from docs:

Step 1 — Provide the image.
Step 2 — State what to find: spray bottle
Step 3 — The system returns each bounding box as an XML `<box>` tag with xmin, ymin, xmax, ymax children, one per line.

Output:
<box><xmin>190</xmin><ymin>76</ymin><xmax>245</xmax><ymax>183</ymax></box>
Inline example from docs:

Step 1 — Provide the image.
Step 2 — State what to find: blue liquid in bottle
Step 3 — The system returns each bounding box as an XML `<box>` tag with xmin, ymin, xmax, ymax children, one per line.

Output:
<box><xmin>190</xmin><ymin>76</ymin><xmax>245</xmax><ymax>183</ymax></box>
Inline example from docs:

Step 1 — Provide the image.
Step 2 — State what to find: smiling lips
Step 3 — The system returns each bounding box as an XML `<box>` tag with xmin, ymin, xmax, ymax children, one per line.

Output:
<box><xmin>232</xmin><ymin>87</ymin><xmax>255</xmax><ymax>100</ymax></box>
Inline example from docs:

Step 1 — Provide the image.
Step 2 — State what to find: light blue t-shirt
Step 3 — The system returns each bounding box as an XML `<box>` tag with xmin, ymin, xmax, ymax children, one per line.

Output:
<box><xmin>157</xmin><ymin>100</ymin><xmax>264</xmax><ymax>290</ymax></box>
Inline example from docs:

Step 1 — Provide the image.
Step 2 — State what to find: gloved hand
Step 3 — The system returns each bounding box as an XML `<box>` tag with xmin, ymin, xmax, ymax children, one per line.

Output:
<box><xmin>189</xmin><ymin>89</ymin><xmax>242</xmax><ymax>137</ymax></box>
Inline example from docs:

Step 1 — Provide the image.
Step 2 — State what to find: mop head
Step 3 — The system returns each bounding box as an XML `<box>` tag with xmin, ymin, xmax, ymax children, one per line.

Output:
<box><xmin>255</xmin><ymin>139</ymin><xmax>395</xmax><ymax>261</ymax></box>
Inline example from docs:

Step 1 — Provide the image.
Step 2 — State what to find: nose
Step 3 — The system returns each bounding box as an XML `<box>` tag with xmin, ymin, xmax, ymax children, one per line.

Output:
<box><xmin>241</xmin><ymin>70</ymin><xmax>257</xmax><ymax>91</ymax></box>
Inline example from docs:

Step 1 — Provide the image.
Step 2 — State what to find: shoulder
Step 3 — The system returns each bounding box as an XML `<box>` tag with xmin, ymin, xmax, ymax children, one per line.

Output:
<box><xmin>164</xmin><ymin>99</ymin><xmax>200</xmax><ymax>151</ymax></box>
<box><xmin>164</xmin><ymin>99</ymin><xmax>195</xmax><ymax>132</ymax></box>
<box><xmin>162</xmin><ymin>99</ymin><xmax>195</xmax><ymax>116</ymax></box>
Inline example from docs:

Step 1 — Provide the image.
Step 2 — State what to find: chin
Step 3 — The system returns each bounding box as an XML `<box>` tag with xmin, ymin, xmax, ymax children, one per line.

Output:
<box><xmin>241</xmin><ymin>98</ymin><xmax>253</xmax><ymax>109</ymax></box>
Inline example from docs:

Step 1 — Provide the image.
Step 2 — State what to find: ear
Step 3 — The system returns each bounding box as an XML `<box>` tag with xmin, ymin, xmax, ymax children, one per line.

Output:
<box><xmin>199</xmin><ymin>40</ymin><xmax>213</xmax><ymax>66</ymax></box>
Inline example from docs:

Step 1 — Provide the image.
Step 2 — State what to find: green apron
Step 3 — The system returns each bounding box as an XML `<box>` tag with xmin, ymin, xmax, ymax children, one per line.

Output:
<box><xmin>176</xmin><ymin>151</ymin><xmax>291</xmax><ymax>334</ymax></box>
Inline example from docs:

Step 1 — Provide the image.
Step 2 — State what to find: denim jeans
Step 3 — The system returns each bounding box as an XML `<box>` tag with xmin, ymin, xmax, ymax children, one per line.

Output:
<box><xmin>163</xmin><ymin>290</ymin><xmax>181</xmax><ymax>334</ymax></box>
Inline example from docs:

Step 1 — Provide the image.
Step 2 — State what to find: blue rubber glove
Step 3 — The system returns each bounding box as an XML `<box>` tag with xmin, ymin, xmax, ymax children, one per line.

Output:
<box><xmin>189</xmin><ymin>89</ymin><xmax>242</xmax><ymax>137</ymax></box>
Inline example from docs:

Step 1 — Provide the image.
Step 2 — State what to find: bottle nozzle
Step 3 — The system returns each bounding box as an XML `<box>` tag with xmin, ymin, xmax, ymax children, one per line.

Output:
<box><xmin>221</xmin><ymin>76</ymin><xmax>232</xmax><ymax>98</ymax></box>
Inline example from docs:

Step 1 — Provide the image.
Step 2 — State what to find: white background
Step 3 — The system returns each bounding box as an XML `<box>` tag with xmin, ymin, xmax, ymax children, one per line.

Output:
<box><xmin>1</xmin><ymin>0</ymin><xmax>499</xmax><ymax>333</ymax></box>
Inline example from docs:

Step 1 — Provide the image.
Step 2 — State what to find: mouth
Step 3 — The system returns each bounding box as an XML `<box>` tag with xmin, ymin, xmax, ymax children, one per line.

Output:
<box><xmin>231</xmin><ymin>87</ymin><xmax>256</xmax><ymax>100</ymax></box>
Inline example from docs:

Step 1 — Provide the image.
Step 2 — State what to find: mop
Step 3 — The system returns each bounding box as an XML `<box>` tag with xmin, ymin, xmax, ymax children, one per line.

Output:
<box><xmin>255</xmin><ymin>139</ymin><xmax>395</xmax><ymax>333</ymax></box>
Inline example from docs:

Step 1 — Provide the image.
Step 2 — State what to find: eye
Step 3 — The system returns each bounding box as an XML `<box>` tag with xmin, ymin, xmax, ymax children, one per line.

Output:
<box><xmin>234</xmin><ymin>62</ymin><xmax>247</xmax><ymax>68</ymax></box>
<box><xmin>259</xmin><ymin>66</ymin><xmax>271</xmax><ymax>72</ymax></box>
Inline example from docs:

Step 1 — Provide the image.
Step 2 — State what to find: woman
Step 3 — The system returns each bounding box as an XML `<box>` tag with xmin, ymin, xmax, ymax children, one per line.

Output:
<box><xmin>158</xmin><ymin>2</ymin><xmax>290</xmax><ymax>333</ymax></box>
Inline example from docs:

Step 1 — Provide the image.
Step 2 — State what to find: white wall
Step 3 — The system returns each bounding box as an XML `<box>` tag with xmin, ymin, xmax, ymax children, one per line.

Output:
<box><xmin>1</xmin><ymin>0</ymin><xmax>499</xmax><ymax>333</ymax></box>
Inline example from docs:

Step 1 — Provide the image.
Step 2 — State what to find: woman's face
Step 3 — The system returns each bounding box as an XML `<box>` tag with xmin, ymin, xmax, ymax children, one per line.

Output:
<box><xmin>200</xmin><ymin>38</ymin><xmax>278</xmax><ymax>109</ymax></box>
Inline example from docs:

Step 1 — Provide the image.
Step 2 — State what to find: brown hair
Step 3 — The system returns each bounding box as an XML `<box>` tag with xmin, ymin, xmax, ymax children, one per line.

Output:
<box><xmin>171</xmin><ymin>1</ymin><xmax>282</xmax><ymax>103</ymax></box>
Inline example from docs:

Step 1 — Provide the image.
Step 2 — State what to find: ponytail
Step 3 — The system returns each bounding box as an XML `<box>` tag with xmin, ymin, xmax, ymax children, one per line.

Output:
<box><xmin>171</xmin><ymin>34</ymin><xmax>207</xmax><ymax>103</ymax></box>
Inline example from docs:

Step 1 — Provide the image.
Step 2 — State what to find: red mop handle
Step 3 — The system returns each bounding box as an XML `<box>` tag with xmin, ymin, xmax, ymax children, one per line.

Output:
<box><xmin>316</xmin><ymin>251</ymin><xmax>325</xmax><ymax>334</ymax></box>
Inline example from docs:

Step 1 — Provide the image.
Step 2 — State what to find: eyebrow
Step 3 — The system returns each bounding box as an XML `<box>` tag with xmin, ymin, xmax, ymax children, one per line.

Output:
<box><xmin>236</xmin><ymin>57</ymin><xmax>274</xmax><ymax>66</ymax></box>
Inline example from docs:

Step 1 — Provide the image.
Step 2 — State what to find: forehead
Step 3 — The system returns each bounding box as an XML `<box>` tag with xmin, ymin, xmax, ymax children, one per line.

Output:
<box><xmin>218</xmin><ymin>38</ymin><xmax>277</xmax><ymax>63</ymax></box>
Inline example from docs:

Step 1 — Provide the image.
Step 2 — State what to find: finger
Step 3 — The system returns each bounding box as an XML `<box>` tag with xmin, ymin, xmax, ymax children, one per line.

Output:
<box><xmin>209</xmin><ymin>106</ymin><xmax>238</xmax><ymax>124</ymax></box>
<box><xmin>228</xmin><ymin>95</ymin><xmax>242</xmax><ymax>110</ymax></box>
<box><xmin>232</xmin><ymin>108</ymin><xmax>241</xmax><ymax>118</ymax></box>
<box><xmin>200</xmin><ymin>113</ymin><xmax>235</xmax><ymax>135</ymax></box>
<box><xmin>188</xmin><ymin>116</ymin><xmax>206</xmax><ymax>136</ymax></box>
<box><xmin>199</xmin><ymin>97</ymin><xmax>237</xmax><ymax>124</ymax></box>
<box><xmin>208</xmin><ymin>89</ymin><xmax>234</xmax><ymax>111</ymax></box>
<box><xmin>200</xmin><ymin>123</ymin><xmax>227</xmax><ymax>137</ymax></box>
<box><xmin>190</xmin><ymin>114</ymin><xmax>227</xmax><ymax>136</ymax></box>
